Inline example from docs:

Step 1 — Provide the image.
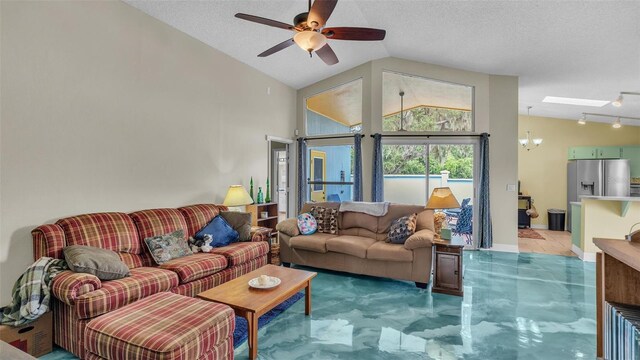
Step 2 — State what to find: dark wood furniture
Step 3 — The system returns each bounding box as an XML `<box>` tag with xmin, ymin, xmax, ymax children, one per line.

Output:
<box><xmin>198</xmin><ymin>265</ymin><xmax>316</xmax><ymax>360</ymax></box>
<box><xmin>518</xmin><ymin>195</ymin><xmax>532</xmax><ymax>228</ymax></box>
<box><xmin>594</xmin><ymin>237</ymin><xmax>640</xmax><ymax>358</ymax></box>
<box><xmin>432</xmin><ymin>239</ymin><xmax>464</xmax><ymax>296</ymax></box>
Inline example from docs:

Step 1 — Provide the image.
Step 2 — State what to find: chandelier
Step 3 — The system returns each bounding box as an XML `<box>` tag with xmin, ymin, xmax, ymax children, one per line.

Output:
<box><xmin>519</xmin><ymin>106</ymin><xmax>543</xmax><ymax>151</ymax></box>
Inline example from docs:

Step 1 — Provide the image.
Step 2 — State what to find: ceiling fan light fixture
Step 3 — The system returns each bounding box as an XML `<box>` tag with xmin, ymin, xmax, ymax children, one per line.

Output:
<box><xmin>294</xmin><ymin>30</ymin><xmax>326</xmax><ymax>53</ymax></box>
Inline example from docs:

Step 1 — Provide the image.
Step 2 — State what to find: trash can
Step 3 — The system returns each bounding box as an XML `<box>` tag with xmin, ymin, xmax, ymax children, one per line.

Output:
<box><xmin>548</xmin><ymin>209</ymin><xmax>566</xmax><ymax>231</ymax></box>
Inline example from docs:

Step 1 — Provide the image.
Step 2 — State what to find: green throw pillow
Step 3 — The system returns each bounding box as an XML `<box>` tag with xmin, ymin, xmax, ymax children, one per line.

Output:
<box><xmin>63</xmin><ymin>245</ymin><xmax>130</xmax><ymax>280</ymax></box>
<box><xmin>144</xmin><ymin>229</ymin><xmax>192</xmax><ymax>265</ymax></box>
<box><xmin>220</xmin><ymin>211</ymin><xmax>252</xmax><ymax>241</ymax></box>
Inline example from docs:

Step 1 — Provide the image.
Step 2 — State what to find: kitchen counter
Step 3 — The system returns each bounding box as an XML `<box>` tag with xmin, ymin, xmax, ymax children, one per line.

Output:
<box><xmin>581</xmin><ymin>196</ymin><xmax>640</xmax><ymax>202</ymax></box>
<box><xmin>576</xmin><ymin>198</ymin><xmax>640</xmax><ymax>260</ymax></box>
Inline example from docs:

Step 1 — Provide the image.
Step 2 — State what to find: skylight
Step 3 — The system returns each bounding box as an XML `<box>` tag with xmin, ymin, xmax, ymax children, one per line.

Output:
<box><xmin>542</xmin><ymin>96</ymin><xmax>609</xmax><ymax>107</ymax></box>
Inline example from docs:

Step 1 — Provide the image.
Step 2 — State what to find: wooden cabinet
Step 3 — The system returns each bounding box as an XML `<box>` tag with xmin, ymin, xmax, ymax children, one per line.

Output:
<box><xmin>594</xmin><ymin>238</ymin><xmax>640</xmax><ymax>358</ymax></box>
<box><xmin>246</xmin><ymin>203</ymin><xmax>278</xmax><ymax>237</ymax></box>
<box><xmin>432</xmin><ymin>241</ymin><xmax>464</xmax><ymax>296</ymax></box>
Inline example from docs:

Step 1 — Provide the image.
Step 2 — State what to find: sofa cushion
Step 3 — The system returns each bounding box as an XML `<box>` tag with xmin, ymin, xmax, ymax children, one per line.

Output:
<box><xmin>415</xmin><ymin>209</ymin><xmax>435</xmax><ymax>231</ymax></box>
<box><xmin>367</xmin><ymin>242</ymin><xmax>414</xmax><ymax>262</ymax></box>
<box><xmin>63</xmin><ymin>245</ymin><xmax>130</xmax><ymax>280</ymax></box>
<box><xmin>326</xmin><ymin>236</ymin><xmax>377</xmax><ymax>258</ymax></box>
<box><xmin>56</xmin><ymin>213</ymin><xmax>141</xmax><ymax>255</ymax></box>
<box><xmin>209</xmin><ymin>241</ymin><xmax>269</xmax><ymax>266</ymax></box>
<box><xmin>177</xmin><ymin>204</ymin><xmax>224</xmax><ymax>238</ymax></box>
<box><xmin>220</xmin><ymin>211</ymin><xmax>252</xmax><ymax>241</ymax></box>
<box><xmin>297</xmin><ymin>213</ymin><xmax>317</xmax><ymax>235</ymax></box>
<box><xmin>84</xmin><ymin>292</ymin><xmax>234</xmax><ymax>360</ymax></box>
<box><xmin>289</xmin><ymin>233</ymin><xmax>337</xmax><ymax>253</ymax></box>
<box><xmin>144</xmin><ymin>229</ymin><xmax>193</xmax><ymax>265</ymax></box>
<box><xmin>310</xmin><ymin>206</ymin><xmax>338</xmax><ymax>234</ymax></box>
<box><xmin>341</xmin><ymin>211</ymin><xmax>378</xmax><ymax>233</ymax></box>
<box><xmin>378</xmin><ymin>204</ymin><xmax>426</xmax><ymax>234</ymax></box>
<box><xmin>75</xmin><ymin>267</ymin><xmax>179</xmax><ymax>319</ymax></box>
<box><xmin>301</xmin><ymin>202</ymin><xmax>341</xmax><ymax>228</ymax></box>
<box><xmin>159</xmin><ymin>253</ymin><xmax>228</xmax><ymax>283</ymax></box>
<box><xmin>195</xmin><ymin>216</ymin><xmax>239</xmax><ymax>247</ymax></box>
<box><xmin>129</xmin><ymin>208</ymin><xmax>189</xmax><ymax>243</ymax></box>
<box><xmin>387</xmin><ymin>213</ymin><xmax>417</xmax><ymax>244</ymax></box>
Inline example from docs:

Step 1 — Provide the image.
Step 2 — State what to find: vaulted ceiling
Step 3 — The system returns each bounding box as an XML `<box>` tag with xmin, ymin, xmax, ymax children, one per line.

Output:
<box><xmin>125</xmin><ymin>0</ymin><xmax>640</xmax><ymax>126</ymax></box>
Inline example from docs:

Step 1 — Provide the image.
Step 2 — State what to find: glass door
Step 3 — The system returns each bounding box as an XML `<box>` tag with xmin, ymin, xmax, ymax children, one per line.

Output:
<box><xmin>383</xmin><ymin>139</ymin><xmax>478</xmax><ymax>248</ymax></box>
<box><xmin>427</xmin><ymin>143</ymin><xmax>476</xmax><ymax>247</ymax></box>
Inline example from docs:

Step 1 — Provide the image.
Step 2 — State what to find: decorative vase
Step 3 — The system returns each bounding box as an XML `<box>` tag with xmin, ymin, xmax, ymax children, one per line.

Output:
<box><xmin>265</xmin><ymin>177</ymin><xmax>271</xmax><ymax>203</ymax></box>
<box><xmin>257</xmin><ymin>187</ymin><xmax>264</xmax><ymax>204</ymax></box>
<box><xmin>249</xmin><ymin>177</ymin><xmax>255</xmax><ymax>203</ymax></box>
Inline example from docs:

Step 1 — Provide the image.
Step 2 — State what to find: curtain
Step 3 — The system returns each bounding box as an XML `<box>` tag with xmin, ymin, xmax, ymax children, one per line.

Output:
<box><xmin>353</xmin><ymin>134</ymin><xmax>363</xmax><ymax>201</ymax></box>
<box><xmin>478</xmin><ymin>133</ymin><xmax>493</xmax><ymax>248</ymax></box>
<box><xmin>371</xmin><ymin>133</ymin><xmax>384</xmax><ymax>202</ymax></box>
<box><xmin>297</xmin><ymin>138</ymin><xmax>307</xmax><ymax>213</ymax></box>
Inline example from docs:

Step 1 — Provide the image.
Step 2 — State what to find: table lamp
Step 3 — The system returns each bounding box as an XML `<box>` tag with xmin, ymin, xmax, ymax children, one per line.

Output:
<box><xmin>223</xmin><ymin>185</ymin><xmax>253</xmax><ymax>212</ymax></box>
<box><xmin>426</xmin><ymin>187</ymin><xmax>460</xmax><ymax>240</ymax></box>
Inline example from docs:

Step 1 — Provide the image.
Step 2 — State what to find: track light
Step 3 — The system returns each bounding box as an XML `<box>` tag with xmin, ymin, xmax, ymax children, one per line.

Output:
<box><xmin>613</xmin><ymin>117</ymin><xmax>622</xmax><ymax>129</ymax></box>
<box><xmin>578</xmin><ymin>114</ymin><xmax>586</xmax><ymax>125</ymax></box>
<box><xmin>612</xmin><ymin>92</ymin><xmax>640</xmax><ymax>107</ymax></box>
<box><xmin>612</xmin><ymin>94</ymin><xmax>623</xmax><ymax>107</ymax></box>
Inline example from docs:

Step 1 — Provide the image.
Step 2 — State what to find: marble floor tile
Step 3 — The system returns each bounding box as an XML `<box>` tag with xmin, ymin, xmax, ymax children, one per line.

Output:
<box><xmin>41</xmin><ymin>251</ymin><xmax>595</xmax><ymax>360</ymax></box>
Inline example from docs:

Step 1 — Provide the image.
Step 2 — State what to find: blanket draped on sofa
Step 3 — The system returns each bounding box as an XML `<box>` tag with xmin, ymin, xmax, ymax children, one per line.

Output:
<box><xmin>1</xmin><ymin>257</ymin><xmax>68</xmax><ymax>326</ymax></box>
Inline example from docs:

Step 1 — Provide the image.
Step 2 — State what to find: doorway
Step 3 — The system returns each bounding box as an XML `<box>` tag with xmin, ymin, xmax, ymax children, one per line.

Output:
<box><xmin>310</xmin><ymin>150</ymin><xmax>326</xmax><ymax>202</ymax></box>
<box><xmin>267</xmin><ymin>137</ymin><xmax>293</xmax><ymax>221</ymax></box>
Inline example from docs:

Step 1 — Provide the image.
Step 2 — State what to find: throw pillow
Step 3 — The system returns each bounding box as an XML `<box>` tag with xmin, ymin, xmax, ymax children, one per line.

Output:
<box><xmin>297</xmin><ymin>213</ymin><xmax>317</xmax><ymax>235</ymax></box>
<box><xmin>195</xmin><ymin>216</ymin><xmax>239</xmax><ymax>247</ymax></box>
<box><xmin>220</xmin><ymin>211</ymin><xmax>252</xmax><ymax>241</ymax></box>
<box><xmin>310</xmin><ymin>206</ymin><xmax>338</xmax><ymax>234</ymax></box>
<box><xmin>63</xmin><ymin>245</ymin><xmax>130</xmax><ymax>280</ymax></box>
<box><xmin>144</xmin><ymin>229</ymin><xmax>192</xmax><ymax>265</ymax></box>
<box><xmin>387</xmin><ymin>213</ymin><xmax>418</xmax><ymax>244</ymax></box>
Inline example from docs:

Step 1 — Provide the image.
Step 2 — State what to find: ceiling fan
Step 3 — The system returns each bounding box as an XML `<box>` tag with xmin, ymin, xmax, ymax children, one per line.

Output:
<box><xmin>235</xmin><ymin>0</ymin><xmax>386</xmax><ymax>65</ymax></box>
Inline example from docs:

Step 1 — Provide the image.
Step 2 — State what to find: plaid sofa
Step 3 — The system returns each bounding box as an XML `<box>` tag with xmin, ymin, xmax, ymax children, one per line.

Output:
<box><xmin>32</xmin><ymin>204</ymin><xmax>270</xmax><ymax>358</ymax></box>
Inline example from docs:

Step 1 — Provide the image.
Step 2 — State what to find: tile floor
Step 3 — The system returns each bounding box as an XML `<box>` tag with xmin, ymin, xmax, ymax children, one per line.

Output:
<box><xmin>518</xmin><ymin>229</ymin><xmax>576</xmax><ymax>257</ymax></box>
<box><xmin>41</xmin><ymin>251</ymin><xmax>596</xmax><ymax>360</ymax></box>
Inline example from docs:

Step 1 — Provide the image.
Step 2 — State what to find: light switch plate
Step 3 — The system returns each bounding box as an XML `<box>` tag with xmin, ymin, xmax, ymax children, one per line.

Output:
<box><xmin>506</xmin><ymin>184</ymin><xmax>517</xmax><ymax>192</ymax></box>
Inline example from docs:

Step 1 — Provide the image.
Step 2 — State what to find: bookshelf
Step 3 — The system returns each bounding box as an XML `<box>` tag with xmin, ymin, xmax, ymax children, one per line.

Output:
<box><xmin>594</xmin><ymin>237</ymin><xmax>640</xmax><ymax>358</ymax></box>
<box><xmin>246</xmin><ymin>203</ymin><xmax>278</xmax><ymax>238</ymax></box>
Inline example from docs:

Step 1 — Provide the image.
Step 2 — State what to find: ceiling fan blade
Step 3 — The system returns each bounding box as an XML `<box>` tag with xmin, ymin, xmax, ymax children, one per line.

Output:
<box><xmin>322</xmin><ymin>27</ymin><xmax>386</xmax><ymax>41</ymax></box>
<box><xmin>307</xmin><ymin>0</ymin><xmax>338</xmax><ymax>29</ymax></box>
<box><xmin>258</xmin><ymin>38</ymin><xmax>295</xmax><ymax>57</ymax></box>
<box><xmin>235</xmin><ymin>13</ymin><xmax>294</xmax><ymax>31</ymax></box>
<box><xmin>315</xmin><ymin>43</ymin><xmax>339</xmax><ymax>65</ymax></box>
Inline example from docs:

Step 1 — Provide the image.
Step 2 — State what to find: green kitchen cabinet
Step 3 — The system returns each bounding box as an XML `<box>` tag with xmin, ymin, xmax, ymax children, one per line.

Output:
<box><xmin>597</xmin><ymin>146</ymin><xmax>622</xmax><ymax>159</ymax></box>
<box><xmin>622</xmin><ymin>146</ymin><xmax>640</xmax><ymax>178</ymax></box>
<box><xmin>568</xmin><ymin>146</ymin><xmax>622</xmax><ymax>160</ymax></box>
<box><xmin>568</xmin><ymin>146</ymin><xmax>597</xmax><ymax>160</ymax></box>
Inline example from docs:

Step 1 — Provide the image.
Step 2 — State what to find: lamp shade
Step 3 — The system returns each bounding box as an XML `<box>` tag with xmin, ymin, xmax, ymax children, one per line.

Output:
<box><xmin>426</xmin><ymin>187</ymin><xmax>460</xmax><ymax>209</ymax></box>
<box><xmin>223</xmin><ymin>185</ymin><xmax>253</xmax><ymax>207</ymax></box>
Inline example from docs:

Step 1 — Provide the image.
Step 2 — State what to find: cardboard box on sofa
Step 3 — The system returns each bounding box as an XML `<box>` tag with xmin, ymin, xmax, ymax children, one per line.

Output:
<box><xmin>0</xmin><ymin>311</ymin><xmax>52</xmax><ymax>357</ymax></box>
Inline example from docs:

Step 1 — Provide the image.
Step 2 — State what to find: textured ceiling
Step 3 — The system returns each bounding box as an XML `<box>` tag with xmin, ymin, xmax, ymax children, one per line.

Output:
<box><xmin>124</xmin><ymin>0</ymin><xmax>640</xmax><ymax>126</ymax></box>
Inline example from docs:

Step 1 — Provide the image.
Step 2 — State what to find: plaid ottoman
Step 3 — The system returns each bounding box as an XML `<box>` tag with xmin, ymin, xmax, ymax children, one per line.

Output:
<box><xmin>84</xmin><ymin>292</ymin><xmax>235</xmax><ymax>360</ymax></box>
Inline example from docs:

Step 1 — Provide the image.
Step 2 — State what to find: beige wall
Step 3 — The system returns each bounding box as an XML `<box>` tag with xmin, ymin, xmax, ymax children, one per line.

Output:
<box><xmin>297</xmin><ymin>58</ymin><xmax>519</xmax><ymax>251</ymax></box>
<box><xmin>0</xmin><ymin>1</ymin><xmax>296</xmax><ymax>301</ymax></box>
<box><xmin>518</xmin><ymin>115</ymin><xmax>640</xmax><ymax>227</ymax></box>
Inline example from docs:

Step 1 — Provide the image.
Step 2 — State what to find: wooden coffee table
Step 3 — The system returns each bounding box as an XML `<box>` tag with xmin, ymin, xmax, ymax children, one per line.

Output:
<box><xmin>198</xmin><ymin>265</ymin><xmax>316</xmax><ymax>359</ymax></box>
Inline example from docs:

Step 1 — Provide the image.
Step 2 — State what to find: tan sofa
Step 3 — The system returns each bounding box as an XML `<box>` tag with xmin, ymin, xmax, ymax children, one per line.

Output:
<box><xmin>276</xmin><ymin>202</ymin><xmax>436</xmax><ymax>288</ymax></box>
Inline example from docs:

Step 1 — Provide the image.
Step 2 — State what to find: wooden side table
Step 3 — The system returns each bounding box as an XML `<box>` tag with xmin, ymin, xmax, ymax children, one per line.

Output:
<box><xmin>432</xmin><ymin>239</ymin><xmax>464</xmax><ymax>296</ymax></box>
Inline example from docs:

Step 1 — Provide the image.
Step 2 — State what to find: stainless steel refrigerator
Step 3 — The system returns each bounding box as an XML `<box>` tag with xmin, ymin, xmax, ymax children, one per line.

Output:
<box><xmin>567</xmin><ymin>159</ymin><xmax>631</xmax><ymax>230</ymax></box>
